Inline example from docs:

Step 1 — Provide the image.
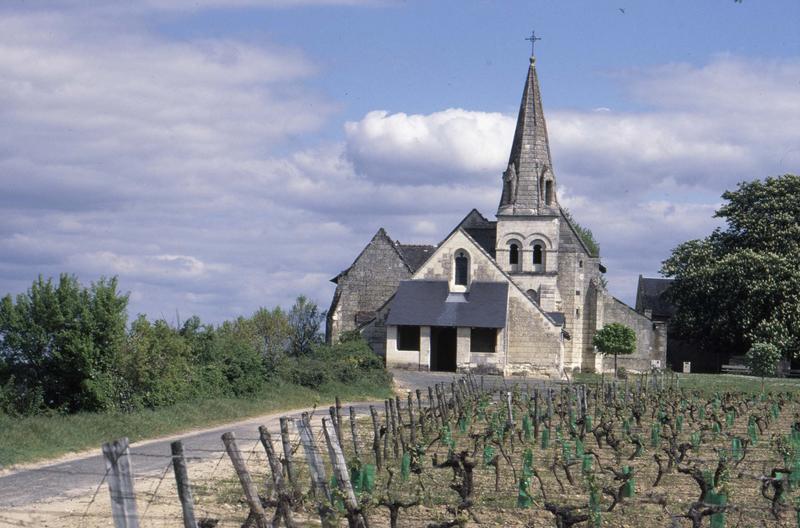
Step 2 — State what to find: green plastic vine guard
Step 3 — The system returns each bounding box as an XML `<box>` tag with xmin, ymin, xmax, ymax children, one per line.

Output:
<box><xmin>691</xmin><ymin>431</ymin><xmax>701</xmax><ymax>449</ymax></box>
<box><xmin>517</xmin><ymin>475</ymin><xmax>533</xmax><ymax>508</ymax></box>
<box><xmin>523</xmin><ymin>448</ymin><xmax>533</xmax><ymax>477</ymax></box>
<box><xmin>622</xmin><ymin>466</ymin><xmax>635</xmax><ymax>498</ymax></box>
<box><xmin>585</xmin><ymin>414</ymin><xmax>593</xmax><ymax>429</ymax></box>
<box><xmin>350</xmin><ymin>464</ymin><xmax>362</xmax><ymax>494</ymax></box>
<box><xmin>400</xmin><ymin>452</ymin><xmax>411</xmax><ymax>481</ymax></box>
<box><xmin>329</xmin><ymin>475</ymin><xmax>345</xmax><ymax>512</ymax></box>
<box><xmin>651</xmin><ymin>422</ymin><xmax>661</xmax><ymax>448</ymax></box>
<box><xmin>706</xmin><ymin>489</ymin><xmax>726</xmax><ymax>528</ymax></box>
<box><xmin>712</xmin><ymin>422</ymin><xmax>721</xmax><ymax>436</ymax></box>
<box><xmin>700</xmin><ymin>407</ymin><xmax>706</xmax><ymax>420</ymax></box>
<box><xmin>582</xmin><ymin>454</ymin><xmax>593</xmax><ymax>474</ymax></box>
<box><xmin>541</xmin><ymin>428</ymin><xmax>550</xmax><ymax>449</ymax></box>
<box><xmin>483</xmin><ymin>445</ymin><xmax>495</xmax><ymax>466</ymax></box>
<box><xmin>622</xmin><ymin>418</ymin><xmax>631</xmax><ymax>435</ymax></box>
<box><xmin>458</xmin><ymin>416</ymin><xmax>467</xmax><ymax>434</ymax></box>
<box><xmin>791</xmin><ymin>427</ymin><xmax>800</xmax><ymax>448</ymax></box>
<box><xmin>522</xmin><ymin>415</ymin><xmax>532</xmax><ymax>441</ymax></box>
<box><xmin>748</xmin><ymin>419</ymin><xmax>758</xmax><ymax>446</ymax></box>
<box><xmin>589</xmin><ymin>489</ymin><xmax>602</xmax><ymax>527</ymax></box>
<box><xmin>676</xmin><ymin>415</ymin><xmax>684</xmax><ymax>433</ymax></box>
<box><xmin>562</xmin><ymin>441</ymin><xmax>572</xmax><ymax>464</ymax></box>
<box><xmin>703</xmin><ymin>469</ymin><xmax>715</xmax><ymax>488</ymax></box>
<box><xmin>795</xmin><ymin>497</ymin><xmax>800</xmax><ymax>528</ymax></box>
<box><xmin>772</xmin><ymin>403</ymin><xmax>780</xmax><ymax>419</ymax></box>
<box><xmin>362</xmin><ymin>464</ymin><xmax>376</xmax><ymax>492</ymax></box>
<box><xmin>575</xmin><ymin>438</ymin><xmax>584</xmax><ymax>458</ymax></box>
<box><xmin>441</xmin><ymin>424</ymin><xmax>452</xmax><ymax>447</ymax></box>
<box><xmin>726</xmin><ymin>412</ymin><xmax>734</xmax><ymax>428</ymax></box>
<box><xmin>731</xmin><ymin>437</ymin><xmax>742</xmax><ymax>461</ymax></box>
<box><xmin>791</xmin><ymin>459</ymin><xmax>800</xmax><ymax>489</ymax></box>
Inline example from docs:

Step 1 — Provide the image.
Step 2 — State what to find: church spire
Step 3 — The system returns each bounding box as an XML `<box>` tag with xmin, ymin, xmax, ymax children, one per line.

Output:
<box><xmin>498</xmin><ymin>55</ymin><xmax>558</xmax><ymax>216</ymax></box>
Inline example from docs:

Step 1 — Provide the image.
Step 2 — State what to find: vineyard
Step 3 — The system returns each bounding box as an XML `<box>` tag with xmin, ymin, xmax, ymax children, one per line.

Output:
<box><xmin>8</xmin><ymin>372</ymin><xmax>800</xmax><ymax>527</ymax></box>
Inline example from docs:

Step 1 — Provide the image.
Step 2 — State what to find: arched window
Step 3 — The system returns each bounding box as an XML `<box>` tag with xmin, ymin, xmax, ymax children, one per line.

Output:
<box><xmin>532</xmin><ymin>243</ymin><xmax>545</xmax><ymax>272</ymax></box>
<box><xmin>545</xmin><ymin>181</ymin><xmax>553</xmax><ymax>205</ymax></box>
<box><xmin>533</xmin><ymin>244</ymin><xmax>543</xmax><ymax>264</ymax></box>
<box><xmin>454</xmin><ymin>251</ymin><xmax>469</xmax><ymax>286</ymax></box>
<box><xmin>509</xmin><ymin>243</ymin><xmax>519</xmax><ymax>265</ymax></box>
<box><xmin>526</xmin><ymin>289</ymin><xmax>539</xmax><ymax>304</ymax></box>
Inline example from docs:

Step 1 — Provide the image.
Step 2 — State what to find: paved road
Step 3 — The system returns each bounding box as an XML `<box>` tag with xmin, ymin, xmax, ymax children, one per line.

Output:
<box><xmin>0</xmin><ymin>370</ymin><xmax>546</xmax><ymax>508</ymax></box>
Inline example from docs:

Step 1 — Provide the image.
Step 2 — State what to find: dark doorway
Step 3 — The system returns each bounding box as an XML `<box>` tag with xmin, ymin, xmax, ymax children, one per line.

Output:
<box><xmin>431</xmin><ymin>327</ymin><xmax>457</xmax><ymax>372</ymax></box>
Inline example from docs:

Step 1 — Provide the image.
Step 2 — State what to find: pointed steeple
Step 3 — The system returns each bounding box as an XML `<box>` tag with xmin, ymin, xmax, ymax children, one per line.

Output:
<box><xmin>498</xmin><ymin>56</ymin><xmax>558</xmax><ymax>216</ymax></box>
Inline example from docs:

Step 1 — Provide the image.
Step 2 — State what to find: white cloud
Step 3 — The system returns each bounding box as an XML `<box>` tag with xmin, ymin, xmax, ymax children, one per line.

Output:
<box><xmin>0</xmin><ymin>2</ymin><xmax>796</xmax><ymax>321</ymax></box>
<box><xmin>344</xmin><ymin>109</ymin><xmax>515</xmax><ymax>184</ymax></box>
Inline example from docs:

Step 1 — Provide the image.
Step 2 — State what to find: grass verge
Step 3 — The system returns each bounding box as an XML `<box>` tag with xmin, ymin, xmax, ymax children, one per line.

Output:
<box><xmin>573</xmin><ymin>371</ymin><xmax>800</xmax><ymax>395</ymax></box>
<box><xmin>0</xmin><ymin>374</ymin><xmax>393</xmax><ymax>468</ymax></box>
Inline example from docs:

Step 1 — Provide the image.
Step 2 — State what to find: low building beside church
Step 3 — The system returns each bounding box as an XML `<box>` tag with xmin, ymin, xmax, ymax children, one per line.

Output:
<box><xmin>327</xmin><ymin>55</ymin><xmax>667</xmax><ymax>376</ymax></box>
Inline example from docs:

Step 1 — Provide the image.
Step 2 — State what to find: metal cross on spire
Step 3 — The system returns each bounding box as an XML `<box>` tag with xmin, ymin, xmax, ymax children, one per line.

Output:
<box><xmin>525</xmin><ymin>30</ymin><xmax>542</xmax><ymax>57</ymax></box>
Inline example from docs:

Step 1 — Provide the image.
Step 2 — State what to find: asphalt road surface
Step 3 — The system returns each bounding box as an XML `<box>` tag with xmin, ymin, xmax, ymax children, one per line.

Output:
<box><xmin>0</xmin><ymin>370</ymin><xmax>546</xmax><ymax>508</ymax></box>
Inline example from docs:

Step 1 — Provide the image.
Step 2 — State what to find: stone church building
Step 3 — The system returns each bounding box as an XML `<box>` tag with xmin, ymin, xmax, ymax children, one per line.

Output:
<box><xmin>327</xmin><ymin>55</ymin><xmax>667</xmax><ymax>376</ymax></box>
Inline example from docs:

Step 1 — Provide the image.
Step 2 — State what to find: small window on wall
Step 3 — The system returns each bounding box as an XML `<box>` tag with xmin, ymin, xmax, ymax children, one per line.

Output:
<box><xmin>470</xmin><ymin>327</ymin><xmax>497</xmax><ymax>353</ymax></box>
<box><xmin>532</xmin><ymin>243</ymin><xmax>544</xmax><ymax>272</ymax></box>
<box><xmin>509</xmin><ymin>243</ymin><xmax>519</xmax><ymax>265</ymax></box>
<box><xmin>526</xmin><ymin>289</ymin><xmax>539</xmax><ymax>304</ymax></box>
<box><xmin>397</xmin><ymin>325</ymin><xmax>420</xmax><ymax>351</ymax></box>
<box><xmin>454</xmin><ymin>250</ymin><xmax>469</xmax><ymax>286</ymax></box>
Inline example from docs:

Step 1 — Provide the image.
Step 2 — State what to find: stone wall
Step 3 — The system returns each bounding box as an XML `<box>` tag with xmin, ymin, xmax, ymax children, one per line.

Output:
<box><xmin>599</xmin><ymin>294</ymin><xmax>668</xmax><ymax>372</ymax></box>
<box><xmin>327</xmin><ymin>229</ymin><xmax>411</xmax><ymax>345</ymax></box>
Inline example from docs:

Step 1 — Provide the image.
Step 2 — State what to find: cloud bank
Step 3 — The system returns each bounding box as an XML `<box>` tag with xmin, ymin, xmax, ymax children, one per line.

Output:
<box><xmin>0</xmin><ymin>6</ymin><xmax>797</xmax><ymax>323</ymax></box>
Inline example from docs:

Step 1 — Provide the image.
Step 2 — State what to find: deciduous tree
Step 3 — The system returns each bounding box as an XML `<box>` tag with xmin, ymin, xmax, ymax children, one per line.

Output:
<box><xmin>661</xmin><ymin>174</ymin><xmax>800</xmax><ymax>359</ymax></box>
<box><xmin>593</xmin><ymin>323</ymin><xmax>636</xmax><ymax>375</ymax></box>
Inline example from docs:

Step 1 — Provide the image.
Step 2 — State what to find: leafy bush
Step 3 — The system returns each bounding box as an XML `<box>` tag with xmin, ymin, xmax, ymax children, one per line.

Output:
<box><xmin>280</xmin><ymin>337</ymin><xmax>388</xmax><ymax>388</ymax></box>
<box><xmin>616</xmin><ymin>367</ymin><xmax>628</xmax><ymax>379</ymax></box>
<box><xmin>1</xmin><ymin>275</ymin><xmax>381</xmax><ymax>416</ymax></box>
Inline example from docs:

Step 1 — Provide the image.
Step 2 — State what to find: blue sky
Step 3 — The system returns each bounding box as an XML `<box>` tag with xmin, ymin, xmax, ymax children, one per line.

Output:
<box><xmin>0</xmin><ymin>0</ymin><xmax>798</xmax><ymax>323</ymax></box>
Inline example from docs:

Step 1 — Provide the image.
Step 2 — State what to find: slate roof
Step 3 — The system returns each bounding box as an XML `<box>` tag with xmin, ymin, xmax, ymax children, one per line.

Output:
<box><xmin>386</xmin><ymin>280</ymin><xmax>508</xmax><ymax>328</ymax></box>
<box><xmin>464</xmin><ymin>225</ymin><xmax>497</xmax><ymax>258</ymax></box>
<box><xmin>454</xmin><ymin>209</ymin><xmax>497</xmax><ymax>257</ymax></box>
<box><xmin>546</xmin><ymin>312</ymin><xmax>566</xmax><ymax>327</ymax></box>
<box><xmin>635</xmin><ymin>276</ymin><xmax>675</xmax><ymax>319</ymax></box>
<box><xmin>396</xmin><ymin>244</ymin><xmax>436</xmax><ymax>272</ymax></box>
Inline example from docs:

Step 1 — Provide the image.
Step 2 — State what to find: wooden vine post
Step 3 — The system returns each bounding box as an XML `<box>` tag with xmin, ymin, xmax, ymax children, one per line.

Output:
<box><xmin>102</xmin><ymin>437</ymin><xmax>140</xmax><ymax>528</ymax></box>
<box><xmin>296</xmin><ymin>413</ymin><xmax>336</xmax><ymax>528</ymax></box>
<box><xmin>170</xmin><ymin>440</ymin><xmax>198</xmax><ymax>528</ymax></box>
<box><xmin>258</xmin><ymin>425</ymin><xmax>296</xmax><ymax>528</ymax></box>
<box><xmin>221</xmin><ymin>431</ymin><xmax>269</xmax><ymax>528</ymax></box>
<box><xmin>322</xmin><ymin>418</ymin><xmax>367</xmax><ymax>528</ymax></box>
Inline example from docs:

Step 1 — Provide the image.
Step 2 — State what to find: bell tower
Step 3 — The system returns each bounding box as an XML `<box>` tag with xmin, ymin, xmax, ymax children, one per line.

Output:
<box><xmin>495</xmin><ymin>54</ymin><xmax>562</xmax><ymax>312</ymax></box>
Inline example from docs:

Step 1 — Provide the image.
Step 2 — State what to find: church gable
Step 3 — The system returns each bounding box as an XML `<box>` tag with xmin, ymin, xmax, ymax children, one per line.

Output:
<box><xmin>326</xmin><ymin>228</ymin><xmax>412</xmax><ymax>342</ymax></box>
<box><xmin>412</xmin><ymin>227</ymin><xmax>561</xmax><ymax>329</ymax></box>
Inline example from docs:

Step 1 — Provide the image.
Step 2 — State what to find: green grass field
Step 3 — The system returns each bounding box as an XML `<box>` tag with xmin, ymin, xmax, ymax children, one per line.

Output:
<box><xmin>0</xmin><ymin>376</ymin><xmax>393</xmax><ymax>468</ymax></box>
<box><xmin>573</xmin><ymin>371</ymin><xmax>800</xmax><ymax>395</ymax></box>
